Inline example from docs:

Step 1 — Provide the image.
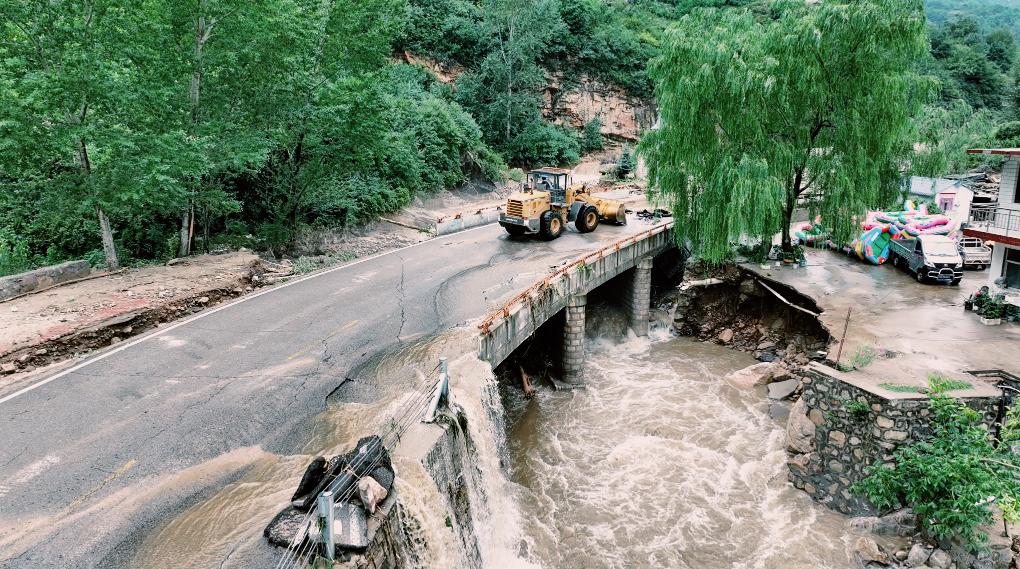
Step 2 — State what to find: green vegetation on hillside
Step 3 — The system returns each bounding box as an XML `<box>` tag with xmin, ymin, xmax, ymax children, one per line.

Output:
<box><xmin>4</xmin><ymin>0</ymin><xmax>722</xmax><ymax>274</ymax></box>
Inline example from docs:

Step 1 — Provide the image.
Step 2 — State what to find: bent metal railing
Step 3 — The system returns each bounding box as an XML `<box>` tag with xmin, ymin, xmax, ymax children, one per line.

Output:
<box><xmin>968</xmin><ymin>205</ymin><xmax>1020</xmax><ymax>240</ymax></box>
<box><xmin>477</xmin><ymin>221</ymin><xmax>675</xmax><ymax>336</ymax></box>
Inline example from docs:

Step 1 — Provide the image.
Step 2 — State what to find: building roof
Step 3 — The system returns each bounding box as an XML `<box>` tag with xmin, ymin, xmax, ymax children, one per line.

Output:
<box><xmin>908</xmin><ymin>176</ymin><xmax>964</xmax><ymax>197</ymax></box>
<box><xmin>967</xmin><ymin>148</ymin><xmax>1020</xmax><ymax>156</ymax></box>
<box><xmin>529</xmin><ymin>167</ymin><xmax>571</xmax><ymax>175</ymax></box>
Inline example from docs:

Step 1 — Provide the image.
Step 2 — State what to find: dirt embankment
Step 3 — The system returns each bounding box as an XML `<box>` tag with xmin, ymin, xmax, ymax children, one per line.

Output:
<box><xmin>666</xmin><ymin>263</ymin><xmax>832</xmax><ymax>375</ymax></box>
<box><xmin>0</xmin><ymin>252</ymin><xmax>265</xmax><ymax>376</ymax></box>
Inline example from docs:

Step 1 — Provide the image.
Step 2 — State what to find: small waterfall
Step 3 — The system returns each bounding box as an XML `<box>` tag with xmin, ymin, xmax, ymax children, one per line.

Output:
<box><xmin>442</xmin><ymin>353</ymin><xmax>541</xmax><ymax>569</ymax></box>
<box><xmin>383</xmin><ymin>351</ymin><xmax>540</xmax><ymax>568</ymax></box>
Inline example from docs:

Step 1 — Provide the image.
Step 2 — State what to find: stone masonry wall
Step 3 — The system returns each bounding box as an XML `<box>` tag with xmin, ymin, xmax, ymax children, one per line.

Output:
<box><xmin>787</xmin><ymin>368</ymin><xmax>1000</xmax><ymax>515</ymax></box>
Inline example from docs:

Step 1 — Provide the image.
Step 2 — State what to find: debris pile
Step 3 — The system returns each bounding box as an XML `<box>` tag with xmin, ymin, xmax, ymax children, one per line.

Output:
<box><xmin>265</xmin><ymin>435</ymin><xmax>396</xmax><ymax>554</ymax></box>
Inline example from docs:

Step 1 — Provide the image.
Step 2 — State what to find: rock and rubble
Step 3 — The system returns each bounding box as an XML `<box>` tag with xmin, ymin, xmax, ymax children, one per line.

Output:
<box><xmin>265</xmin><ymin>435</ymin><xmax>397</xmax><ymax>553</ymax></box>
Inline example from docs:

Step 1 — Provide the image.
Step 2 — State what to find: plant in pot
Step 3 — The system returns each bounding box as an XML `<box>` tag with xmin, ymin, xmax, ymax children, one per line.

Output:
<box><xmin>782</xmin><ymin>246</ymin><xmax>796</xmax><ymax>266</ymax></box>
<box><xmin>980</xmin><ymin>296</ymin><xmax>1005</xmax><ymax>325</ymax></box>
<box><xmin>794</xmin><ymin>245</ymin><xmax>807</xmax><ymax>267</ymax></box>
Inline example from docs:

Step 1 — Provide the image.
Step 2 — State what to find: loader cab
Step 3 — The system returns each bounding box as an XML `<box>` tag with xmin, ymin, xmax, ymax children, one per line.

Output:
<box><xmin>527</xmin><ymin>168</ymin><xmax>571</xmax><ymax>206</ymax></box>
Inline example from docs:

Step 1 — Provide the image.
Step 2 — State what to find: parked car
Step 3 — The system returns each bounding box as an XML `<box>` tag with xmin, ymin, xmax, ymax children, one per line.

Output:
<box><xmin>957</xmin><ymin>237</ymin><xmax>992</xmax><ymax>270</ymax></box>
<box><xmin>888</xmin><ymin>234</ymin><xmax>964</xmax><ymax>285</ymax></box>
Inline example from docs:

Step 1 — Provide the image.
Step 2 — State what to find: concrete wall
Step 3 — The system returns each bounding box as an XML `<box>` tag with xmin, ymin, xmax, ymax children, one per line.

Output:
<box><xmin>1002</xmin><ymin>157</ymin><xmax>1019</xmax><ymax>208</ymax></box>
<box><xmin>435</xmin><ymin>210</ymin><xmax>501</xmax><ymax>236</ymax></box>
<box><xmin>788</xmin><ymin>365</ymin><xmax>1000</xmax><ymax>515</ymax></box>
<box><xmin>0</xmin><ymin>260</ymin><xmax>91</xmax><ymax>301</ymax></box>
<box><xmin>478</xmin><ymin>224</ymin><xmax>674</xmax><ymax>366</ymax></box>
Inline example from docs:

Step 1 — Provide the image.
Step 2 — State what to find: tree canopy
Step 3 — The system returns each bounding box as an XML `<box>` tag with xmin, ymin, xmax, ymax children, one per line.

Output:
<box><xmin>640</xmin><ymin>0</ymin><xmax>932</xmax><ymax>260</ymax></box>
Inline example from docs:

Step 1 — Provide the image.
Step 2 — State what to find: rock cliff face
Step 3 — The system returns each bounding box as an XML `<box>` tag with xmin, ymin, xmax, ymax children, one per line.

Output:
<box><xmin>543</xmin><ymin>75</ymin><xmax>657</xmax><ymax>142</ymax></box>
<box><xmin>399</xmin><ymin>53</ymin><xmax>657</xmax><ymax>142</ymax></box>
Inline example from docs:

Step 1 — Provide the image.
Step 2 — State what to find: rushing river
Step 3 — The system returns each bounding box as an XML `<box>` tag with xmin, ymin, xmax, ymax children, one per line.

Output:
<box><xmin>501</xmin><ymin>330</ymin><xmax>858</xmax><ymax>569</ymax></box>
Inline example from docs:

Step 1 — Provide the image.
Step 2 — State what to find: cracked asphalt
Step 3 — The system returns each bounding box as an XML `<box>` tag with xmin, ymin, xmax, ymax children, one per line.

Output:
<box><xmin>0</xmin><ymin>216</ymin><xmax>664</xmax><ymax>568</ymax></box>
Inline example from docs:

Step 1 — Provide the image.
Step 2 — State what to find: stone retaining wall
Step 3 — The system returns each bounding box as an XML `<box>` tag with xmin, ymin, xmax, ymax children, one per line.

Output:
<box><xmin>788</xmin><ymin>366</ymin><xmax>1000</xmax><ymax>515</ymax></box>
<box><xmin>0</xmin><ymin>260</ymin><xmax>91</xmax><ymax>301</ymax></box>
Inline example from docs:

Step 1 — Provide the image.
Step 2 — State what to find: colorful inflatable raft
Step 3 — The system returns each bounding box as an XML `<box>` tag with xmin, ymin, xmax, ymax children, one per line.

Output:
<box><xmin>850</xmin><ymin>201</ymin><xmax>960</xmax><ymax>265</ymax></box>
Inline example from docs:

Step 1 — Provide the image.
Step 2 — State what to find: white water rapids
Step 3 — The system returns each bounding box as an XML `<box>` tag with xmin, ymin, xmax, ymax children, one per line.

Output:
<box><xmin>130</xmin><ymin>326</ymin><xmax>862</xmax><ymax>568</ymax></box>
<box><xmin>493</xmin><ymin>330</ymin><xmax>860</xmax><ymax>569</ymax></box>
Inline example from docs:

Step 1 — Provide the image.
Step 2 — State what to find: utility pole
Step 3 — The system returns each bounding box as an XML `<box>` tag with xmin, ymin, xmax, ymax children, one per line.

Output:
<box><xmin>835</xmin><ymin>307</ymin><xmax>852</xmax><ymax>368</ymax></box>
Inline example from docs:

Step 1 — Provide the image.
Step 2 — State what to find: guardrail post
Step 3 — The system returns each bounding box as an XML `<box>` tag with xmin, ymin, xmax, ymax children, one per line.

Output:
<box><xmin>423</xmin><ymin>357</ymin><xmax>449</xmax><ymax>423</ymax></box>
<box><xmin>317</xmin><ymin>490</ymin><xmax>335</xmax><ymax>560</ymax></box>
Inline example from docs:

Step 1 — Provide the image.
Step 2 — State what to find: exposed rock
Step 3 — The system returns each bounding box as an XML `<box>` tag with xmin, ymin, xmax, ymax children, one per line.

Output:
<box><xmin>0</xmin><ymin>362</ymin><xmax>17</xmax><ymax>374</ymax></box>
<box><xmin>850</xmin><ymin>509</ymin><xmax>918</xmax><ymax>537</ymax></box>
<box><xmin>906</xmin><ymin>543</ymin><xmax>932</xmax><ymax>567</ymax></box>
<box><xmin>928</xmin><ymin>549</ymin><xmax>951</xmax><ymax>569</ymax></box>
<box><xmin>196</xmin><ymin>296</ymin><xmax>210</xmax><ymax>304</ymax></box>
<box><xmin>291</xmin><ymin>456</ymin><xmax>327</xmax><ymax>509</ymax></box>
<box><xmin>739</xmin><ymin>279</ymin><xmax>762</xmax><ymax>296</ymax></box>
<box><xmin>895</xmin><ymin>550</ymin><xmax>908</xmax><ymax>561</ymax></box>
<box><xmin>787</xmin><ymin>397</ymin><xmax>816</xmax><ymax>454</ymax></box>
<box><xmin>357</xmin><ymin>476</ymin><xmax>388</xmax><ymax>514</ymax></box>
<box><xmin>718</xmin><ymin>328</ymin><xmax>734</xmax><ymax>344</ymax></box>
<box><xmin>828</xmin><ymin>431</ymin><xmax>847</xmax><ymax>447</ymax></box>
<box><xmin>757</xmin><ymin>340</ymin><xmax>776</xmax><ymax>351</ymax></box>
<box><xmin>724</xmin><ymin>361</ymin><xmax>779</xmax><ymax>389</ymax></box>
<box><xmin>263</xmin><ymin>506</ymin><xmax>307</xmax><ymax>548</ymax></box>
<box><xmin>854</xmin><ymin>536</ymin><xmax>889</xmax><ymax>566</ymax></box>
<box><xmin>768</xmin><ymin>378</ymin><xmax>800</xmax><ymax>400</ymax></box>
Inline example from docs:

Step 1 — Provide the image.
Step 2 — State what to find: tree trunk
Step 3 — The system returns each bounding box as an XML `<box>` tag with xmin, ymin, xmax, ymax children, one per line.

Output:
<box><xmin>97</xmin><ymin>207</ymin><xmax>119</xmax><ymax>270</ymax></box>
<box><xmin>179</xmin><ymin>3</ymin><xmax>206</xmax><ymax>258</ymax></box>
<box><xmin>782</xmin><ymin>198</ymin><xmax>795</xmax><ymax>252</ymax></box>
<box><xmin>179</xmin><ymin>210</ymin><xmax>191</xmax><ymax>257</ymax></box>
<box><xmin>75</xmin><ymin>130</ymin><xmax>119</xmax><ymax>270</ymax></box>
<box><xmin>784</xmin><ymin>168</ymin><xmax>804</xmax><ymax>252</ymax></box>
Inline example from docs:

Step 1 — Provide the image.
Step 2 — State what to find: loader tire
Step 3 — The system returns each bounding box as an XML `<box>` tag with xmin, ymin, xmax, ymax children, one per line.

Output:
<box><xmin>540</xmin><ymin>211</ymin><xmax>563</xmax><ymax>241</ymax></box>
<box><xmin>575</xmin><ymin>206</ymin><xmax>599</xmax><ymax>233</ymax></box>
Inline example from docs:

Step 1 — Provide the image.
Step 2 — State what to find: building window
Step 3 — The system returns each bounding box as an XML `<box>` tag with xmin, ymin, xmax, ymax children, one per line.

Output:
<box><xmin>1006</xmin><ymin>247</ymin><xmax>1020</xmax><ymax>289</ymax></box>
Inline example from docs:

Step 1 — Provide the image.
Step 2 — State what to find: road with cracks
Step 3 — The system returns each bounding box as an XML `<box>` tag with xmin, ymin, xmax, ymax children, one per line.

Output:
<box><xmin>0</xmin><ymin>216</ymin><xmax>667</xmax><ymax>568</ymax></box>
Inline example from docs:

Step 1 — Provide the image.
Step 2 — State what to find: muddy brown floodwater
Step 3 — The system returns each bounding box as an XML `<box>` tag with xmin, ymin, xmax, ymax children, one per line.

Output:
<box><xmin>504</xmin><ymin>331</ymin><xmax>861</xmax><ymax>569</ymax></box>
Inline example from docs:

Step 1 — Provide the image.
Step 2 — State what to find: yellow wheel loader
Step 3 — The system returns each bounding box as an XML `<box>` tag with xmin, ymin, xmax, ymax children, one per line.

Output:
<box><xmin>498</xmin><ymin>168</ymin><xmax>627</xmax><ymax>240</ymax></box>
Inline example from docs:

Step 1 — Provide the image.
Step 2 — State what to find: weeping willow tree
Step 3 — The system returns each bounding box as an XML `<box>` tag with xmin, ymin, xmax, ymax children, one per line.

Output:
<box><xmin>639</xmin><ymin>0</ymin><xmax>934</xmax><ymax>260</ymax></box>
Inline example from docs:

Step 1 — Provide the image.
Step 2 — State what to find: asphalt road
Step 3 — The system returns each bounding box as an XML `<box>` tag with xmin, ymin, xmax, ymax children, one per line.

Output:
<box><xmin>0</xmin><ymin>216</ymin><xmax>663</xmax><ymax>568</ymax></box>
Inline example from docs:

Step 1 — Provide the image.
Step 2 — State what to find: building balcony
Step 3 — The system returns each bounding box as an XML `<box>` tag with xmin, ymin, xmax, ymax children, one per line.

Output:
<box><xmin>965</xmin><ymin>205</ymin><xmax>1020</xmax><ymax>246</ymax></box>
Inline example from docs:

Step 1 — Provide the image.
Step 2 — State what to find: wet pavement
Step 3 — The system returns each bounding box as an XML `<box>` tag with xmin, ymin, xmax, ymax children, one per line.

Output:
<box><xmin>745</xmin><ymin>248</ymin><xmax>1020</xmax><ymax>392</ymax></box>
<box><xmin>0</xmin><ymin>211</ymin><xmax>665</xmax><ymax>568</ymax></box>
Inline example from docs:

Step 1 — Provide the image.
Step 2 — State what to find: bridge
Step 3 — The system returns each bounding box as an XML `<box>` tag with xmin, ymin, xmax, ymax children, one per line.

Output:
<box><xmin>479</xmin><ymin>221</ymin><xmax>676</xmax><ymax>382</ymax></box>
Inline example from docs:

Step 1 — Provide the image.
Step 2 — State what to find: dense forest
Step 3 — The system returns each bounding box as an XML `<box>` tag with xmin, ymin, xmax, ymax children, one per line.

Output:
<box><xmin>1</xmin><ymin>0</ymin><xmax>1018</xmax><ymax>275</ymax></box>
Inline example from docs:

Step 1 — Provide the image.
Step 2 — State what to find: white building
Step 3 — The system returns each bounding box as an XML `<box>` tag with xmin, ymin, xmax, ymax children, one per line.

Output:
<box><xmin>964</xmin><ymin>148</ymin><xmax>1020</xmax><ymax>299</ymax></box>
<box><xmin>907</xmin><ymin>176</ymin><xmax>974</xmax><ymax>222</ymax></box>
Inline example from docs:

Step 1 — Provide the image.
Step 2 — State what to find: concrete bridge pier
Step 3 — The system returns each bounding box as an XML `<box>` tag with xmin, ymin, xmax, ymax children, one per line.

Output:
<box><xmin>626</xmin><ymin>257</ymin><xmax>653</xmax><ymax>337</ymax></box>
<box><xmin>562</xmin><ymin>294</ymin><xmax>587</xmax><ymax>384</ymax></box>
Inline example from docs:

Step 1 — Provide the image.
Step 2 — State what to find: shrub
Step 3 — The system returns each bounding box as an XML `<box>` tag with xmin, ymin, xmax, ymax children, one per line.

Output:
<box><xmin>616</xmin><ymin>146</ymin><xmax>636</xmax><ymax>179</ymax></box>
<box><xmin>853</xmin><ymin>393</ymin><xmax>1020</xmax><ymax>550</ymax></box>
<box><xmin>581</xmin><ymin>117</ymin><xmax>604</xmax><ymax>152</ymax></box>
<box><xmin>507</xmin><ymin>122</ymin><xmax>581</xmax><ymax>168</ymax></box>
<box><xmin>0</xmin><ymin>239</ymin><xmax>32</xmax><ymax>277</ymax></box>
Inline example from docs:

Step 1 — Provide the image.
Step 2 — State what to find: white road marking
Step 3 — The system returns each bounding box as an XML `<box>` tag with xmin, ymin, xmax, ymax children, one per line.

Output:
<box><xmin>0</xmin><ymin>223</ymin><xmax>496</xmax><ymax>406</ymax></box>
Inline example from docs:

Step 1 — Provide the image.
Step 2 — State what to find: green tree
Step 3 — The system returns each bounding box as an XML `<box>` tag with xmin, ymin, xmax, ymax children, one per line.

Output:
<box><xmin>0</xmin><ymin>0</ymin><xmax>205</xmax><ymax>269</ymax></box>
<box><xmin>854</xmin><ymin>393</ymin><xmax>1020</xmax><ymax>550</ymax></box>
<box><xmin>640</xmin><ymin>0</ymin><xmax>931</xmax><ymax>260</ymax></box>
<box><xmin>616</xmin><ymin>146</ymin><xmax>636</xmax><ymax>179</ymax></box>
<box><xmin>455</xmin><ymin>0</ymin><xmax>566</xmax><ymax>162</ymax></box>
<box><xmin>912</xmin><ymin>101</ymin><xmax>998</xmax><ymax>176</ymax></box>
<box><xmin>581</xmin><ymin>117</ymin><xmax>603</xmax><ymax>153</ymax></box>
